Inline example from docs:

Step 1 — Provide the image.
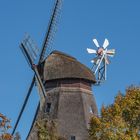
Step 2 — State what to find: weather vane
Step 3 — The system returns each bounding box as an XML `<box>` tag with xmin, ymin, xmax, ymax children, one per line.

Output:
<box><xmin>87</xmin><ymin>38</ymin><xmax>115</xmax><ymax>84</ymax></box>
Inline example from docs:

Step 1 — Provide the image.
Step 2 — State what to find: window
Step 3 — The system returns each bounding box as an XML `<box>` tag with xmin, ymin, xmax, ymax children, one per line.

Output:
<box><xmin>71</xmin><ymin>136</ymin><xmax>76</xmax><ymax>140</ymax></box>
<box><xmin>89</xmin><ymin>106</ymin><xmax>93</xmax><ymax>114</ymax></box>
<box><xmin>46</xmin><ymin>103</ymin><xmax>51</xmax><ymax>113</ymax></box>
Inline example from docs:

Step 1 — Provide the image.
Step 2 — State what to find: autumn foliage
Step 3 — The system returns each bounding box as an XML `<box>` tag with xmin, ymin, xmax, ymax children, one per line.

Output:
<box><xmin>0</xmin><ymin>114</ymin><xmax>12</xmax><ymax>140</ymax></box>
<box><xmin>89</xmin><ymin>86</ymin><xmax>140</xmax><ymax>140</ymax></box>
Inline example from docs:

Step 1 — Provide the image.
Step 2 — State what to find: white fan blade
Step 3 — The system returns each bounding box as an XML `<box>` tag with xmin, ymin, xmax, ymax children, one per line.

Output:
<box><xmin>87</xmin><ymin>48</ymin><xmax>97</xmax><ymax>54</ymax></box>
<box><xmin>107</xmin><ymin>49</ymin><xmax>115</xmax><ymax>55</ymax></box>
<box><xmin>93</xmin><ymin>39</ymin><xmax>100</xmax><ymax>48</ymax></box>
<box><xmin>107</xmin><ymin>54</ymin><xmax>114</xmax><ymax>57</ymax></box>
<box><xmin>103</xmin><ymin>38</ymin><xmax>109</xmax><ymax>49</ymax></box>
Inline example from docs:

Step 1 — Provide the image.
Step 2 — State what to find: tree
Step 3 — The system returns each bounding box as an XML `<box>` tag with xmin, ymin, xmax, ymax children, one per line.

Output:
<box><xmin>35</xmin><ymin>118</ymin><xmax>66</xmax><ymax>140</ymax></box>
<box><xmin>13</xmin><ymin>132</ymin><xmax>21</xmax><ymax>140</ymax></box>
<box><xmin>0</xmin><ymin>114</ymin><xmax>21</xmax><ymax>140</ymax></box>
<box><xmin>0</xmin><ymin>113</ymin><xmax>12</xmax><ymax>140</ymax></box>
<box><xmin>89</xmin><ymin>86</ymin><xmax>140</xmax><ymax>140</ymax></box>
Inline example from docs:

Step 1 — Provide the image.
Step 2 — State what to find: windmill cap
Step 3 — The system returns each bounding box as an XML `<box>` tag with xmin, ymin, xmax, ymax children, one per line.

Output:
<box><xmin>38</xmin><ymin>50</ymin><xmax>96</xmax><ymax>84</ymax></box>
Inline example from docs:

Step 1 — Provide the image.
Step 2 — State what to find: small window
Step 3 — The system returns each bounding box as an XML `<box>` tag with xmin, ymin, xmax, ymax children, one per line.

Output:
<box><xmin>46</xmin><ymin>103</ymin><xmax>51</xmax><ymax>113</ymax></box>
<box><xmin>89</xmin><ymin>106</ymin><xmax>93</xmax><ymax>114</ymax></box>
<box><xmin>71</xmin><ymin>136</ymin><xmax>76</xmax><ymax>140</ymax></box>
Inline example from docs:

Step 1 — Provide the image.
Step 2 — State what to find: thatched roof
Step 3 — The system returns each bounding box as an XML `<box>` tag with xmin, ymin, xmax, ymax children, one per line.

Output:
<box><xmin>39</xmin><ymin>51</ymin><xmax>96</xmax><ymax>83</ymax></box>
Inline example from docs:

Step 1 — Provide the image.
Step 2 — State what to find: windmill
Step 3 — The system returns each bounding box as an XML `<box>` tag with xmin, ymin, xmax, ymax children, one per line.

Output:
<box><xmin>11</xmin><ymin>1</ymin><xmax>99</xmax><ymax>139</ymax></box>
<box><xmin>87</xmin><ymin>38</ymin><xmax>115</xmax><ymax>84</ymax></box>
<box><xmin>12</xmin><ymin>0</ymin><xmax>62</xmax><ymax>136</ymax></box>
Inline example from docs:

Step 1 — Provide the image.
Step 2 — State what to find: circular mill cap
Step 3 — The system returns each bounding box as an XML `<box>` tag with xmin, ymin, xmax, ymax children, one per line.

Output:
<box><xmin>39</xmin><ymin>51</ymin><xmax>96</xmax><ymax>84</ymax></box>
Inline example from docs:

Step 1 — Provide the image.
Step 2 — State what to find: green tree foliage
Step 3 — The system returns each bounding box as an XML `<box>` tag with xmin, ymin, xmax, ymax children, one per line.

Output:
<box><xmin>35</xmin><ymin>119</ymin><xmax>66</xmax><ymax>140</ymax></box>
<box><xmin>89</xmin><ymin>86</ymin><xmax>140</xmax><ymax>140</ymax></box>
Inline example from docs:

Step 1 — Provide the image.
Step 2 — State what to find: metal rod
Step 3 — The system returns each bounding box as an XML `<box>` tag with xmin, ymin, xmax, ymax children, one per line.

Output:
<box><xmin>94</xmin><ymin>54</ymin><xmax>105</xmax><ymax>74</ymax></box>
<box><xmin>94</xmin><ymin>49</ymin><xmax>107</xmax><ymax>74</ymax></box>
<box><xmin>105</xmin><ymin>54</ymin><xmax>107</xmax><ymax>80</ymax></box>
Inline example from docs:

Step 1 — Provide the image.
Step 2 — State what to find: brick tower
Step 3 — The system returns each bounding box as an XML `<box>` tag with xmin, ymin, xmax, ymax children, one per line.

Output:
<box><xmin>27</xmin><ymin>51</ymin><xmax>98</xmax><ymax>140</ymax></box>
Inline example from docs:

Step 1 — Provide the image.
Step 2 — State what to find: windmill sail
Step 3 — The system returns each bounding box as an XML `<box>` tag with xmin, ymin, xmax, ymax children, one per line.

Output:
<box><xmin>12</xmin><ymin>0</ymin><xmax>63</xmax><ymax>136</ymax></box>
<box><xmin>39</xmin><ymin>0</ymin><xmax>62</xmax><ymax>62</ymax></box>
<box><xmin>12</xmin><ymin>78</ymin><xmax>35</xmax><ymax>135</ymax></box>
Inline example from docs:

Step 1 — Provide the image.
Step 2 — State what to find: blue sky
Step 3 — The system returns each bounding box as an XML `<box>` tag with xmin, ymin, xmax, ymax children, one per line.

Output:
<box><xmin>0</xmin><ymin>0</ymin><xmax>140</xmax><ymax>139</ymax></box>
